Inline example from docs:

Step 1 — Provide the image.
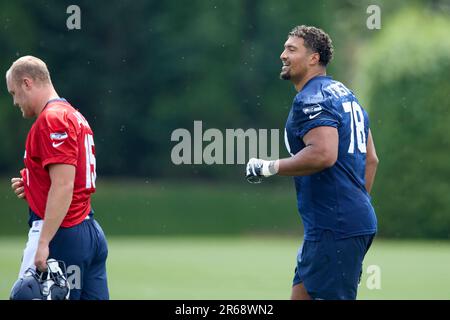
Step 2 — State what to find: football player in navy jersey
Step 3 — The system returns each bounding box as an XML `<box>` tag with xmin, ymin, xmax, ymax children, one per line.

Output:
<box><xmin>246</xmin><ymin>26</ymin><xmax>379</xmax><ymax>300</ymax></box>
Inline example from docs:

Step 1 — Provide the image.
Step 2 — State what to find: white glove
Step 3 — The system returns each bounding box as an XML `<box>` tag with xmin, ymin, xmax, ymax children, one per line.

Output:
<box><xmin>246</xmin><ymin>158</ymin><xmax>278</xmax><ymax>183</ymax></box>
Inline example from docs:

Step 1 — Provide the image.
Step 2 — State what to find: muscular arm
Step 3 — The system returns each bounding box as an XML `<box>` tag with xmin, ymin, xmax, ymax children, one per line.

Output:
<box><xmin>39</xmin><ymin>164</ymin><xmax>75</xmax><ymax>244</ymax></box>
<box><xmin>365</xmin><ymin>130</ymin><xmax>379</xmax><ymax>194</ymax></box>
<box><xmin>35</xmin><ymin>164</ymin><xmax>75</xmax><ymax>270</ymax></box>
<box><xmin>277</xmin><ymin>126</ymin><xmax>338</xmax><ymax>176</ymax></box>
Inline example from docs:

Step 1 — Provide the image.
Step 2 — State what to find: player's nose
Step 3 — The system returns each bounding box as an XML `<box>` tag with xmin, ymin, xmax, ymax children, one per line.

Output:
<box><xmin>280</xmin><ymin>50</ymin><xmax>288</xmax><ymax>61</ymax></box>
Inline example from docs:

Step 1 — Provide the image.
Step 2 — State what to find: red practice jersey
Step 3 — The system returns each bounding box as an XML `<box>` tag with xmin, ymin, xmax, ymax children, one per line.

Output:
<box><xmin>21</xmin><ymin>98</ymin><xmax>97</xmax><ymax>227</ymax></box>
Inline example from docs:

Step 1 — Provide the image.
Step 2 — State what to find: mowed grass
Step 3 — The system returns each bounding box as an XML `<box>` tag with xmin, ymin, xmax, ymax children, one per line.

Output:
<box><xmin>1</xmin><ymin>236</ymin><xmax>449</xmax><ymax>299</ymax></box>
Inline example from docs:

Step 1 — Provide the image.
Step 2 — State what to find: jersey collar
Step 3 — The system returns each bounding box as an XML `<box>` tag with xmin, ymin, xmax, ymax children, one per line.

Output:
<box><xmin>42</xmin><ymin>98</ymin><xmax>67</xmax><ymax>112</ymax></box>
<box><xmin>301</xmin><ymin>75</ymin><xmax>332</xmax><ymax>92</ymax></box>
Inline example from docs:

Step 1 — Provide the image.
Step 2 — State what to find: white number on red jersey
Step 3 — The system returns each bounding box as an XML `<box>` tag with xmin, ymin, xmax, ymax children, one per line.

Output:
<box><xmin>85</xmin><ymin>134</ymin><xmax>96</xmax><ymax>188</ymax></box>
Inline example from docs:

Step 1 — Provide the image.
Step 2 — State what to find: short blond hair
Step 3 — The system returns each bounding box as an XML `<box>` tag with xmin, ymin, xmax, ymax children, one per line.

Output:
<box><xmin>6</xmin><ymin>55</ymin><xmax>52</xmax><ymax>85</ymax></box>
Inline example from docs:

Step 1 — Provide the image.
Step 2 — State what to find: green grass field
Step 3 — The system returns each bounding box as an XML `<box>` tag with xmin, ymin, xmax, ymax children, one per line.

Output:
<box><xmin>1</xmin><ymin>236</ymin><xmax>449</xmax><ymax>299</ymax></box>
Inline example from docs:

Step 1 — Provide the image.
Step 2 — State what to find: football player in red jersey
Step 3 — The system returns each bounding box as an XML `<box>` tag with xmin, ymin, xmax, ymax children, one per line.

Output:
<box><xmin>6</xmin><ymin>56</ymin><xmax>109</xmax><ymax>299</ymax></box>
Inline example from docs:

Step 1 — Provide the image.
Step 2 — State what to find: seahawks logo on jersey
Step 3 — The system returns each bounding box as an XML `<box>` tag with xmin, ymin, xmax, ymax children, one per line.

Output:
<box><xmin>50</xmin><ymin>132</ymin><xmax>68</xmax><ymax>140</ymax></box>
<box><xmin>302</xmin><ymin>104</ymin><xmax>323</xmax><ymax>115</ymax></box>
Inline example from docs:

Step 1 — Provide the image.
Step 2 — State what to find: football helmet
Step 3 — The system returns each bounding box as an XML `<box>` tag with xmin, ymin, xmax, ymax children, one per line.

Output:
<box><xmin>10</xmin><ymin>259</ymin><xmax>70</xmax><ymax>300</ymax></box>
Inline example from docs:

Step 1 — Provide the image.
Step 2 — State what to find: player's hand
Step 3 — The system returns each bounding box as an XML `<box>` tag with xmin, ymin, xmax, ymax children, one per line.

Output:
<box><xmin>11</xmin><ymin>177</ymin><xmax>26</xmax><ymax>199</ymax></box>
<box><xmin>245</xmin><ymin>158</ymin><xmax>278</xmax><ymax>183</ymax></box>
<box><xmin>35</xmin><ymin>243</ymin><xmax>50</xmax><ymax>272</ymax></box>
<box><xmin>246</xmin><ymin>158</ymin><xmax>264</xmax><ymax>183</ymax></box>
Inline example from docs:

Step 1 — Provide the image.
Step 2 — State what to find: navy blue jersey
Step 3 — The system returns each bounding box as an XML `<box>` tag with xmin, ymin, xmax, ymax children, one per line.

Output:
<box><xmin>284</xmin><ymin>75</ymin><xmax>377</xmax><ymax>240</ymax></box>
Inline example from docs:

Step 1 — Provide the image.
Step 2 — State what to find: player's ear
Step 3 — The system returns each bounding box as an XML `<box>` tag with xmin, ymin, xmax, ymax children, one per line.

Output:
<box><xmin>309</xmin><ymin>52</ymin><xmax>320</xmax><ymax>66</ymax></box>
<box><xmin>22</xmin><ymin>77</ymin><xmax>32</xmax><ymax>90</ymax></box>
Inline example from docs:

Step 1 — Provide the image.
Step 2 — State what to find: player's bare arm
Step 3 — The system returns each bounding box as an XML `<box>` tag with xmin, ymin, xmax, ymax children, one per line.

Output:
<box><xmin>278</xmin><ymin>126</ymin><xmax>338</xmax><ymax>176</ymax></box>
<box><xmin>365</xmin><ymin>129</ymin><xmax>379</xmax><ymax>194</ymax></box>
<box><xmin>35</xmin><ymin>164</ymin><xmax>75</xmax><ymax>271</ymax></box>
<box><xmin>11</xmin><ymin>177</ymin><xmax>25</xmax><ymax>199</ymax></box>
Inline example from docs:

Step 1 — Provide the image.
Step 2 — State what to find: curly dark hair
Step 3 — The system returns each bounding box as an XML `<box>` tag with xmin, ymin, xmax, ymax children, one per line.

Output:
<box><xmin>288</xmin><ymin>25</ymin><xmax>334</xmax><ymax>66</ymax></box>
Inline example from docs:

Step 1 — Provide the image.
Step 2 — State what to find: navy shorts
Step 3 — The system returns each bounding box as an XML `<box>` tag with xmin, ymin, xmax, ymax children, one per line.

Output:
<box><xmin>29</xmin><ymin>210</ymin><xmax>109</xmax><ymax>300</ymax></box>
<box><xmin>293</xmin><ymin>230</ymin><xmax>375</xmax><ymax>300</ymax></box>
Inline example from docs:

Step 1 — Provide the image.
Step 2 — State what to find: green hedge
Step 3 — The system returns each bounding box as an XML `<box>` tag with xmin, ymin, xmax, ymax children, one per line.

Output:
<box><xmin>355</xmin><ymin>8</ymin><xmax>450</xmax><ymax>239</ymax></box>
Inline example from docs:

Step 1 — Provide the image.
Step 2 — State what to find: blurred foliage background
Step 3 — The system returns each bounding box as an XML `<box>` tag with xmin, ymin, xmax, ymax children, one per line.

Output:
<box><xmin>0</xmin><ymin>0</ymin><xmax>449</xmax><ymax>239</ymax></box>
